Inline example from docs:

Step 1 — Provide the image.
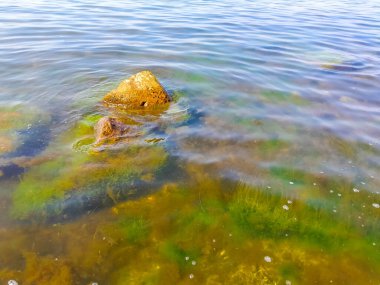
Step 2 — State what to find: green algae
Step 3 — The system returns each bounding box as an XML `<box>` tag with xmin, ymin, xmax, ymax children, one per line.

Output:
<box><xmin>269</xmin><ymin>166</ymin><xmax>310</xmax><ymax>185</ymax></box>
<box><xmin>11</xmin><ymin>152</ymin><xmax>89</xmax><ymax>219</ymax></box>
<box><xmin>3</xmin><ymin>174</ymin><xmax>380</xmax><ymax>284</ymax></box>
<box><xmin>118</xmin><ymin>217</ymin><xmax>150</xmax><ymax>244</ymax></box>
<box><xmin>11</xmin><ymin>110</ymin><xmax>168</xmax><ymax>220</ymax></box>
<box><xmin>259</xmin><ymin>90</ymin><xmax>309</xmax><ymax>106</ymax></box>
<box><xmin>229</xmin><ymin>264</ymin><xmax>279</xmax><ymax>285</ymax></box>
<box><xmin>228</xmin><ymin>184</ymin><xmax>349</xmax><ymax>249</ymax></box>
<box><xmin>65</xmin><ymin>113</ymin><xmax>103</xmax><ymax>151</ymax></box>
<box><xmin>3</xmin><ymin>99</ymin><xmax>380</xmax><ymax>284</ymax></box>
<box><xmin>159</xmin><ymin>241</ymin><xmax>200</xmax><ymax>271</ymax></box>
<box><xmin>11</xmin><ymin>144</ymin><xmax>167</xmax><ymax>220</ymax></box>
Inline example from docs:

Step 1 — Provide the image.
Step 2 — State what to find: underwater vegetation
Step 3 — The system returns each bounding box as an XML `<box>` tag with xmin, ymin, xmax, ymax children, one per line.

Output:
<box><xmin>1</xmin><ymin>172</ymin><xmax>379</xmax><ymax>284</ymax></box>
<box><xmin>9</xmin><ymin>70</ymin><xmax>195</xmax><ymax>223</ymax></box>
<box><xmin>0</xmin><ymin>0</ymin><xmax>380</xmax><ymax>283</ymax></box>
<box><xmin>259</xmin><ymin>90</ymin><xmax>309</xmax><ymax>106</ymax></box>
<box><xmin>1</xmin><ymin>72</ymin><xmax>379</xmax><ymax>284</ymax></box>
<box><xmin>0</xmin><ymin>85</ymin><xmax>379</xmax><ymax>284</ymax></box>
<box><xmin>11</xmin><ymin>111</ymin><xmax>168</xmax><ymax>221</ymax></box>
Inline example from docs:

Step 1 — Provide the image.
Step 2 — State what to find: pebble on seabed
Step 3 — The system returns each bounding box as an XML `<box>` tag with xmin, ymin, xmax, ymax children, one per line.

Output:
<box><xmin>264</xmin><ymin>256</ymin><xmax>272</xmax><ymax>263</ymax></box>
<box><xmin>8</xmin><ymin>281</ymin><xmax>18</xmax><ymax>285</ymax></box>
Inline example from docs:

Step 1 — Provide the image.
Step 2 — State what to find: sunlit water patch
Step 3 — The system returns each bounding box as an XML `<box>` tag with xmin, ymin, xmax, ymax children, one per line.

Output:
<box><xmin>0</xmin><ymin>0</ymin><xmax>380</xmax><ymax>284</ymax></box>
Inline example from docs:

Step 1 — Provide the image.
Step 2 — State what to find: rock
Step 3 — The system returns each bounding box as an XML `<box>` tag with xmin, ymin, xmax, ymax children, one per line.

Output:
<box><xmin>103</xmin><ymin>70</ymin><xmax>171</xmax><ymax>108</ymax></box>
<box><xmin>94</xmin><ymin>116</ymin><xmax>131</xmax><ymax>145</ymax></box>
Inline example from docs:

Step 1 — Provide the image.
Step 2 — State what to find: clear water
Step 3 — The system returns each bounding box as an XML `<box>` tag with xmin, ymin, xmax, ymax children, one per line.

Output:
<box><xmin>0</xmin><ymin>0</ymin><xmax>380</xmax><ymax>284</ymax></box>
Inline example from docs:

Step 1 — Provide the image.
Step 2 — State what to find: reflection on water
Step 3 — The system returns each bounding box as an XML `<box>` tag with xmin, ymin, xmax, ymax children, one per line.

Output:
<box><xmin>0</xmin><ymin>0</ymin><xmax>380</xmax><ymax>284</ymax></box>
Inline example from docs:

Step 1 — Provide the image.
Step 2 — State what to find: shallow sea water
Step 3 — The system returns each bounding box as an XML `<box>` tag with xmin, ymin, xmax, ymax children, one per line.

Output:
<box><xmin>0</xmin><ymin>0</ymin><xmax>380</xmax><ymax>284</ymax></box>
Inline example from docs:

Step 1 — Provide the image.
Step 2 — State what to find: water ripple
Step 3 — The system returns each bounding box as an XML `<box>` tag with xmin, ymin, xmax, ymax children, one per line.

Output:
<box><xmin>0</xmin><ymin>0</ymin><xmax>379</xmax><ymax>190</ymax></box>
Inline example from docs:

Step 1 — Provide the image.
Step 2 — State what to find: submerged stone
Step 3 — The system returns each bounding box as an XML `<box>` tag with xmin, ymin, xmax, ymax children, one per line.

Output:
<box><xmin>103</xmin><ymin>70</ymin><xmax>171</xmax><ymax>108</ymax></box>
<box><xmin>94</xmin><ymin>116</ymin><xmax>135</xmax><ymax>146</ymax></box>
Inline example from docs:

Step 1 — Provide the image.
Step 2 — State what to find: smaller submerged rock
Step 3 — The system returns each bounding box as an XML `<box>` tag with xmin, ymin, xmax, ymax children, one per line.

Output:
<box><xmin>103</xmin><ymin>70</ymin><xmax>171</xmax><ymax>108</ymax></box>
<box><xmin>94</xmin><ymin>116</ymin><xmax>132</xmax><ymax>145</ymax></box>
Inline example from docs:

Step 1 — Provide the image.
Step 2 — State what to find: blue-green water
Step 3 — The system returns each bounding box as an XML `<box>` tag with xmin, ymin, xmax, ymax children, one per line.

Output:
<box><xmin>0</xmin><ymin>0</ymin><xmax>380</xmax><ymax>284</ymax></box>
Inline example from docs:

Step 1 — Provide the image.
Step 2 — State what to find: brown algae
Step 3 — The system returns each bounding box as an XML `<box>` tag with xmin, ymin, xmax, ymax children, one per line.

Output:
<box><xmin>1</xmin><ymin>174</ymin><xmax>380</xmax><ymax>284</ymax></box>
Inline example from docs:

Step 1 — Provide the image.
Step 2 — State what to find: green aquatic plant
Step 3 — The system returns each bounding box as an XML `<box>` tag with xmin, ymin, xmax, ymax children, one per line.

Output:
<box><xmin>64</xmin><ymin>113</ymin><xmax>103</xmax><ymax>151</ymax></box>
<box><xmin>11</xmin><ymin>110</ymin><xmax>168</xmax><ymax>220</ymax></box>
<box><xmin>12</xmin><ymin>145</ymin><xmax>167</xmax><ymax>220</ymax></box>
<box><xmin>11</xmin><ymin>152</ymin><xmax>90</xmax><ymax>218</ymax></box>
<box><xmin>229</xmin><ymin>264</ymin><xmax>279</xmax><ymax>285</ymax></box>
<box><xmin>269</xmin><ymin>166</ymin><xmax>309</xmax><ymax>186</ymax></box>
<box><xmin>159</xmin><ymin>242</ymin><xmax>188</xmax><ymax>269</ymax></box>
<box><xmin>159</xmin><ymin>241</ymin><xmax>200</xmax><ymax>272</ymax></box>
<box><xmin>255</xmin><ymin>139</ymin><xmax>290</xmax><ymax>157</ymax></box>
<box><xmin>259</xmin><ymin>90</ymin><xmax>308</xmax><ymax>106</ymax></box>
<box><xmin>228</xmin><ymin>183</ymin><xmax>350</xmax><ymax>249</ymax></box>
<box><xmin>119</xmin><ymin>217</ymin><xmax>150</xmax><ymax>244</ymax></box>
<box><xmin>327</xmin><ymin>135</ymin><xmax>358</xmax><ymax>159</ymax></box>
<box><xmin>4</xmin><ymin>172</ymin><xmax>380</xmax><ymax>284</ymax></box>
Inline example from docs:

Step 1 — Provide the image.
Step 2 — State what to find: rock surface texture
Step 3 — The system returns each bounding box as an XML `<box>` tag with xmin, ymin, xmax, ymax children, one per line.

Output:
<box><xmin>103</xmin><ymin>70</ymin><xmax>171</xmax><ymax>108</ymax></box>
<box><xmin>94</xmin><ymin>116</ymin><xmax>131</xmax><ymax>145</ymax></box>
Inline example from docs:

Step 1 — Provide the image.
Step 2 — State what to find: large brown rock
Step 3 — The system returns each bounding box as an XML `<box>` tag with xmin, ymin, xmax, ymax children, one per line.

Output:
<box><xmin>103</xmin><ymin>70</ymin><xmax>171</xmax><ymax>108</ymax></box>
<box><xmin>94</xmin><ymin>116</ymin><xmax>133</xmax><ymax>145</ymax></box>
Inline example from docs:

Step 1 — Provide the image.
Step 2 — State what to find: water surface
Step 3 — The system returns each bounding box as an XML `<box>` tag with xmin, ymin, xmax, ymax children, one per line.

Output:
<box><xmin>0</xmin><ymin>0</ymin><xmax>380</xmax><ymax>284</ymax></box>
